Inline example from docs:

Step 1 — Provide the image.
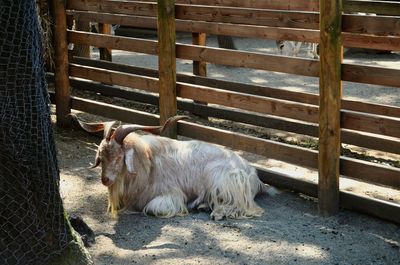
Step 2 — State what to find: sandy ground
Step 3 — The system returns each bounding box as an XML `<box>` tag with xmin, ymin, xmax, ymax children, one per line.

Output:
<box><xmin>59</xmin><ymin>36</ymin><xmax>400</xmax><ymax>264</ymax></box>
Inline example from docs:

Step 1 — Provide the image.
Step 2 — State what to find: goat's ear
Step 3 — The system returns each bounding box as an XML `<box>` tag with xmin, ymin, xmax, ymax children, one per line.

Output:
<box><xmin>124</xmin><ymin>149</ymin><xmax>135</xmax><ymax>173</ymax></box>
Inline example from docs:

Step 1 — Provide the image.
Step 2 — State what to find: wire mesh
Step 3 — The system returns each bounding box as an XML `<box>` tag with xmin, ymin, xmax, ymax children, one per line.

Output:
<box><xmin>0</xmin><ymin>0</ymin><xmax>72</xmax><ymax>264</ymax></box>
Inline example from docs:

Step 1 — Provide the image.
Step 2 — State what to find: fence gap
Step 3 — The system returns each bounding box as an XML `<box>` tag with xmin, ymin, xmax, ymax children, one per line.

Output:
<box><xmin>52</xmin><ymin>0</ymin><xmax>71</xmax><ymax>127</ymax></box>
<box><xmin>157</xmin><ymin>0</ymin><xmax>177</xmax><ymax>138</ymax></box>
<box><xmin>318</xmin><ymin>0</ymin><xmax>343</xmax><ymax>216</ymax></box>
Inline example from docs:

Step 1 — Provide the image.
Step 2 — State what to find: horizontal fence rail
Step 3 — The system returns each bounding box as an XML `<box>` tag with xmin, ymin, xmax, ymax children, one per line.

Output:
<box><xmin>68</xmin><ymin>31</ymin><xmax>400</xmax><ymax>88</ymax></box>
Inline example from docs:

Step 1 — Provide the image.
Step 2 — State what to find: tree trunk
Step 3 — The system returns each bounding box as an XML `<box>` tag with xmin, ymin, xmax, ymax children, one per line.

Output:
<box><xmin>0</xmin><ymin>1</ymin><xmax>92</xmax><ymax>264</ymax></box>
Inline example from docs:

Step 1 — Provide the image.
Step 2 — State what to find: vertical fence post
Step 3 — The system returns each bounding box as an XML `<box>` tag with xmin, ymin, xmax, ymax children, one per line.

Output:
<box><xmin>318</xmin><ymin>0</ymin><xmax>343</xmax><ymax>216</ymax></box>
<box><xmin>192</xmin><ymin>33</ymin><xmax>207</xmax><ymax>77</ymax></box>
<box><xmin>99</xmin><ymin>23</ymin><xmax>112</xmax><ymax>61</ymax></box>
<box><xmin>157</xmin><ymin>0</ymin><xmax>177</xmax><ymax>138</ymax></box>
<box><xmin>192</xmin><ymin>32</ymin><xmax>208</xmax><ymax>113</ymax></box>
<box><xmin>52</xmin><ymin>0</ymin><xmax>71</xmax><ymax>127</ymax></box>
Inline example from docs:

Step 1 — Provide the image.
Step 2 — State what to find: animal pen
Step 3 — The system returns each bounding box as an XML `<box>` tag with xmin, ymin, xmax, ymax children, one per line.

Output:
<box><xmin>49</xmin><ymin>0</ymin><xmax>400</xmax><ymax>223</ymax></box>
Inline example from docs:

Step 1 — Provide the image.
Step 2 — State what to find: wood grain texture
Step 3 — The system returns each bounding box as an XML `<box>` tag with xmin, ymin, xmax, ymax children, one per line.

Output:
<box><xmin>52</xmin><ymin>0</ymin><xmax>71</xmax><ymax>127</ymax></box>
<box><xmin>318</xmin><ymin>0</ymin><xmax>342</xmax><ymax>216</ymax></box>
<box><xmin>157</xmin><ymin>0</ymin><xmax>178</xmax><ymax>138</ymax></box>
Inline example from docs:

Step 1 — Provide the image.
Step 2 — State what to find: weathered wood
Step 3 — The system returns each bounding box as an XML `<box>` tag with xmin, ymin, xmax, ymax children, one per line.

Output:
<box><xmin>257</xmin><ymin>167</ymin><xmax>400</xmax><ymax>224</ymax></box>
<box><xmin>98</xmin><ymin>23</ymin><xmax>112</xmax><ymax>61</ymax></box>
<box><xmin>174</xmin><ymin>4</ymin><xmax>320</xmax><ymax>29</ymax></box>
<box><xmin>140</xmin><ymin>0</ymin><xmax>320</xmax><ymax>11</ymax></box>
<box><xmin>343</xmin><ymin>33</ymin><xmax>400</xmax><ymax>52</ymax></box>
<box><xmin>68</xmin><ymin>31</ymin><xmax>400</xmax><ymax>88</ymax></box>
<box><xmin>71</xmin><ymin>97</ymin><xmax>160</xmax><ymax>125</ymax></box>
<box><xmin>342</xmin><ymin>111</ymin><xmax>400</xmax><ymax>138</ymax></box>
<box><xmin>192</xmin><ymin>33</ymin><xmax>207</xmax><ymax>77</ymax></box>
<box><xmin>342</xmin><ymin>63</ymin><xmax>400</xmax><ymax>88</ymax></box>
<box><xmin>68</xmin><ymin>31</ymin><xmax>158</xmax><ymax>55</ymax></box>
<box><xmin>62</xmin><ymin>74</ymin><xmax>400</xmax><ymax>155</ymax></box>
<box><xmin>71</xmin><ymin>57</ymin><xmax>400</xmax><ymax>118</ymax></box>
<box><xmin>67</xmin><ymin>0</ymin><xmax>320</xmax><ymax>29</ymax></box>
<box><xmin>52</xmin><ymin>0</ymin><xmax>71</xmax><ymax>127</ymax></box>
<box><xmin>341</xmin><ymin>157</ymin><xmax>400</xmax><ymax>188</ymax></box>
<box><xmin>343</xmin><ymin>14</ymin><xmax>400</xmax><ymax>37</ymax></box>
<box><xmin>67</xmin><ymin>10</ymin><xmax>400</xmax><ymax>52</ymax></box>
<box><xmin>192</xmin><ymin>32</ymin><xmax>208</xmax><ymax>107</ymax></box>
<box><xmin>177</xmin><ymin>44</ymin><xmax>320</xmax><ymax>77</ymax></box>
<box><xmin>177</xmin><ymin>83</ymin><xmax>320</xmax><ymax>123</ymax></box>
<box><xmin>157</xmin><ymin>0</ymin><xmax>177</xmax><ymax>138</ymax></box>
<box><xmin>344</xmin><ymin>0</ymin><xmax>400</xmax><ymax>16</ymax></box>
<box><xmin>318</xmin><ymin>0</ymin><xmax>342</xmax><ymax>216</ymax></box>
<box><xmin>69</xmin><ymin>64</ymin><xmax>159</xmax><ymax>93</ymax></box>
<box><xmin>67</xmin><ymin>10</ymin><xmax>321</xmax><ymax>43</ymax></box>
<box><xmin>68</xmin><ymin>60</ymin><xmax>400</xmax><ymax>139</ymax></box>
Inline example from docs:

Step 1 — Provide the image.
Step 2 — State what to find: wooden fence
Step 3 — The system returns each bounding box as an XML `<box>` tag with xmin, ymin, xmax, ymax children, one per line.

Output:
<box><xmin>50</xmin><ymin>0</ymin><xmax>400</xmax><ymax>223</ymax></box>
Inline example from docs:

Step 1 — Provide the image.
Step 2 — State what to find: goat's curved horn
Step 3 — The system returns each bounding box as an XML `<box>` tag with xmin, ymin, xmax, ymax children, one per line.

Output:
<box><xmin>113</xmin><ymin>115</ymin><xmax>189</xmax><ymax>145</ymax></box>
<box><xmin>69</xmin><ymin>114</ymin><xmax>118</xmax><ymax>140</ymax></box>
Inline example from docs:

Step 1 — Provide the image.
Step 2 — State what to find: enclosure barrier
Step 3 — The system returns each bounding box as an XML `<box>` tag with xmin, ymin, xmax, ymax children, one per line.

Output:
<box><xmin>50</xmin><ymin>0</ymin><xmax>400</xmax><ymax>223</ymax></box>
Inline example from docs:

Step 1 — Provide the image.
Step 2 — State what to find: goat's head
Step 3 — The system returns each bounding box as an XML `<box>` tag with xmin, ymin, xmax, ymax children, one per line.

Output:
<box><xmin>70</xmin><ymin>114</ymin><xmax>188</xmax><ymax>186</ymax></box>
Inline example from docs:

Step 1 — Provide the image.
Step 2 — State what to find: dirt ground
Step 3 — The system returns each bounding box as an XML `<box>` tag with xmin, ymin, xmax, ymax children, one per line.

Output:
<box><xmin>58</xmin><ymin>37</ymin><xmax>400</xmax><ymax>264</ymax></box>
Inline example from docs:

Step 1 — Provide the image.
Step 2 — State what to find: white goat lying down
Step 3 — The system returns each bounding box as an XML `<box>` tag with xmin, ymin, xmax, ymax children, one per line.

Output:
<box><xmin>73</xmin><ymin>115</ymin><xmax>274</xmax><ymax>220</ymax></box>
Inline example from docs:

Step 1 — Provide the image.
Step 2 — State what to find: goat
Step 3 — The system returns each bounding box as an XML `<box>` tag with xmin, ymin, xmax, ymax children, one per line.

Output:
<box><xmin>72</xmin><ymin>115</ymin><xmax>274</xmax><ymax>220</ymax></box>
<box><xmin>276</xmin><ymin>40</ymin><xmax>319</xmax><ymax>59</ymax></box>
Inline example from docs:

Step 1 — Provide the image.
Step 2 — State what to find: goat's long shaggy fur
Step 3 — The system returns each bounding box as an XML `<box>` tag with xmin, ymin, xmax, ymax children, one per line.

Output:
<box><xmin>104</xmin><ymin>133</ymin><xmax>267</xmax><ymax>220</ymax></box>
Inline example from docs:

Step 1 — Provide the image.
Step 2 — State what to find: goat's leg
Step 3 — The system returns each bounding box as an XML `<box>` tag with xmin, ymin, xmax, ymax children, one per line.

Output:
<box><xmin>143</xmin><ymin>193</ymin><xmax>188</xmax><ymax>218</ymax></box>
<box><xmin>187</xmin><ymin>191</ymin><xmax>209</xmax><ymax>211</ymax></box>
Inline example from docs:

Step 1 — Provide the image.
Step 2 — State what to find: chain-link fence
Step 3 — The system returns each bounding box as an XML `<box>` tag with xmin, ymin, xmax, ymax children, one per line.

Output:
<box><xmin>0</xmin><ymin>0</ymin><xmax>72</xmax><ymax>264</ymax></box>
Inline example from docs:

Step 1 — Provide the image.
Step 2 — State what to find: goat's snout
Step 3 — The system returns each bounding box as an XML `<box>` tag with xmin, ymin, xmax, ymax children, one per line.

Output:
<box><xmin>101</xmin><ymin>176</ymin><xmax>112</xmax><ymax>186</ymax></box>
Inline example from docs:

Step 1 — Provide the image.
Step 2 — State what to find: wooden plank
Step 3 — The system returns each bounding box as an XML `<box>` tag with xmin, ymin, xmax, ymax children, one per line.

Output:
<box><xmin>68</xmin><ymin>30</ymin><xmax>158</xmax><ymax>55</ymax></box>
<box><xmin>177</xmin><ymin>44</ymin><xmax>320</xmax><ymax>77</ymax></box>
<box><xmin>66</xmin><ymin>10</ymin><xmax>400</xmax><ymax>51</ymax></box>
<box><xmin>192</xmin><ymin>33</ymin><xmax>207</xmax><ymax>77</ymax></box>
<box><xmin>257</xmin><ymin>167</ymin><xmax>400</xmax><ymax>224</ymax></box>
<box><xmin>158</xmin><ymin>0</ymin><xmax>178</xmax><ymax>138</ymax></box>
<box><xmin>65</xmin><ymin>75</ymin><xmax>400</xmax><ymax>154</ymax></box>
<box><xmin>178</xmin><ymin>121</ymin><xmax>319</xmax><ymax>168</ymax></box>
<box><xmin>192</xmin><ymin>32</ymin><xmax>208</xmax><ymax>107</ymax></box>
<box><xmin>69</xmin><ymin>64</ymin><xmax>159</xmax><ymax>93</ymax></box>
<box><xmin>99</xmin><ymin>23</ymin><xmax>113</xmax><ymax>61</ymax></box>
<box><xmin>339</xmin><ymin>190</ymin><xmax>400</xmax><ymax>224</ymax></box>
<box><xmin>68</xmin><ymin>0</ymin><xmax>320</xmax><ymax>29</ymax></box>
<box><xmin>71</xmin><ymin>57</ymin><xmax>400</xmax><ymax>118</ymax></box>
<box><xmin>342</xmin><ymin>63</ymin><xmax>400</xmax><ymax>88</ymax></box>
<box><xmin>343</xmin><ymin>33</ymin><xmax>400</xmax><ymax>51</ymax></box>
<box><xmin>342</xmin><ymin>111</ymin><xmax>400</xmax><ymax>138</ymax></box>
<box><xmin>343</xmin><ymin>14</ymin><xmax>400</xmax><ymax>37</ymax></box>
<box><xmin>176</xmin><ymin>83</ymin><xmax>320</xmax><ymax>123</ymax></box>
<box><xmin>318</xmin><ymin>0</ymin><xmax>343</xmax><ymax>216</ymax></box>
<box><xmin>52</xmin><ymin>0</ymin><xmax>71</xmax><ymax>127</ymax></box>
<box><xmin>71</xmin><ymin>96</ymin><xmax>160</xmax><ymax>125</ymax></box>
<box><xmin>140</xmin><ymin>0</ymin><xmax>320</xmax><ymax>11</ymax></box>
<box><xmin>174</xmin><ymin>4</ymin><xmax>320</xmax><ymax>29</ymax></box>
<box><xmin>68</xmin><ymin>10</ymin><xmax>321</xmax><ymax>42</ymax></box>
<box><xmin>67</xmin><ymin>0</ymin><xmax>157</xmax><ymax>17</ymax></box>
<box><xmin>68</xmin><ymin>32</ymin><xmax>400</xmax><ymax>89</ymax></box>
<box><xmin>344</xmin><ymin>0</ymin><xmax>400</xmax><ymax>16</ymax></box>
<box><xmin>341</xmin><ymin>157</ymin><xmax>400</xmax><ymax>188</ymax></box>
<box><xmin>69</xmin><ymin>59</ymin><xmax>400</xmax><ymax>139</ymax></box>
